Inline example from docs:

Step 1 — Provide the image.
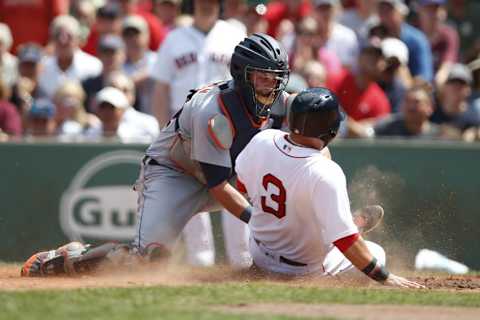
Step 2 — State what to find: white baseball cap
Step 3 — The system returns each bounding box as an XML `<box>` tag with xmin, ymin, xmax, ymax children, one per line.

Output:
<box><xmin>95</xmin><ymin>87</ymin><xmax>129</xmax><ymax>109</ymax></box>
<box><xmin>122</xmin><ymin>15</ymin><xmax>149</xmax><ymax>35</ymax></box>
<box><xmin>381</xmin><ymin>37</ymin><xmax>409</xmax><ymax>65</ymax></box>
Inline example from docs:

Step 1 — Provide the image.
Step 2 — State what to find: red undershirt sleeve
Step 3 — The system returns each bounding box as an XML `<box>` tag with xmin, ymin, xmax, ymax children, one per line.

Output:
<box><xmin>236</xmin><ymin>179</ymin><xmax>247</xmax><ymax>194</ymax></box>
<box><xmin>333</xmin><ymin>233</ymin><xmax>360</xmax><ymax>253</ymax></box>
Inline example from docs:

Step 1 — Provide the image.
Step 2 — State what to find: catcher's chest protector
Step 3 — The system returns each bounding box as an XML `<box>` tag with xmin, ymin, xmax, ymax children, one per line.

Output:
<box><xmin>218</xmin><ymin>84</ymin><xmax>263</xmax><ymax>168</ymax></box>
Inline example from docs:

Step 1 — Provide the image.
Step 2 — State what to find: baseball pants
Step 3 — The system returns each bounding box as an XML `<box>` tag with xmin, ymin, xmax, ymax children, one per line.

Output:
<box><xmin>133</xmin><ymin>162</ymin><xmax>251</xmax><ymax>267</ymax></box>
<box><xmin>250</xmin><ymin>237</ymin><xmax>386</xmax><ymax>278</ymax></box>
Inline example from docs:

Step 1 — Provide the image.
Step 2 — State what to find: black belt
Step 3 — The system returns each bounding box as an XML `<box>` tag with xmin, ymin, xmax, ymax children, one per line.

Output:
<box><xmin>142</xmin><ymin>156</ymin><xmax>161</xmax><ymax>166</ymax></box>
<box><xmin>254</xmin><ymin>238</ymin><xmax>307</xmax><ymax>267</ymax></box>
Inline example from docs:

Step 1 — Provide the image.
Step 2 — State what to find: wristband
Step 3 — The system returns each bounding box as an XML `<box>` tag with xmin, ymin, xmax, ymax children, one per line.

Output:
<box><xmin>239</xmin><ymin>206</ymin><xmax>252</xmax><ymax>224</ymax></box>
<box><xmin>362</xmin><ymin>257</ymin><xmax>390</xmax><ymax>283</ymax></box>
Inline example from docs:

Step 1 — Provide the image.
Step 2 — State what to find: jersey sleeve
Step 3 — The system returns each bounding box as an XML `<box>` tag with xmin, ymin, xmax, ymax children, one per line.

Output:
<box><xmin>311</xmin><ymin>162</ymin><xmax>358</xmax><ymax>244</ymax></box>
<box><xmin>190</xmin><ymin>97</ymin><xmax>232</xmax><ymax>168</ymax></box>
<box><xmin>199</xmin><ymin>161</ymin><xmax>231</xmax><ymax>188</ymax></box>
<box><xmin>149</xmin><ymin>33</ymin><xmax>175</xmax><ymax>83</ymax></box>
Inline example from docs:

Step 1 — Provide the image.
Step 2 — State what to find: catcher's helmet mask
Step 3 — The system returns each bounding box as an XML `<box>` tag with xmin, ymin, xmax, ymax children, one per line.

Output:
<box><xmin>289</xmin><ymin>87</ymin><xmax>345</xmax><ymax>146</ymax></box>
<box><xmin>231</xmin><ymin>33</ymin><xmax>290</xmax><ymax>121</ymax></box>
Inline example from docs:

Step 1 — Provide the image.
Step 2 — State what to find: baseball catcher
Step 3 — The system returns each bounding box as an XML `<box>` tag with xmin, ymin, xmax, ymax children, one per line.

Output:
<box><xmin>22</xmin><ymin>32</ymin><xmax>291</xmax><ymax>277</ymax></box>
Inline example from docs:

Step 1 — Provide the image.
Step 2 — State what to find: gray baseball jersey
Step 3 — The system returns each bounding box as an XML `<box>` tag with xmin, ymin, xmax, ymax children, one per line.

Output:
<box><xmin>146</xmin><ymin>83</ymin><xmax>230</xmax><ymax>169</ymax></box>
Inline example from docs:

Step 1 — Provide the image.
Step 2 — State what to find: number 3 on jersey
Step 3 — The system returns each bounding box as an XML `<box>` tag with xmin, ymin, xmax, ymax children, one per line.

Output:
<box><xmin>261</xmin><ymin>173</ymin><xmax>286</xmax><ymax>219</ymax></box>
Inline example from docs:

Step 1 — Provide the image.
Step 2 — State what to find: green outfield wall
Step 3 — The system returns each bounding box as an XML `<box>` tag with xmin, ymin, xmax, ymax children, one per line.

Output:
<box><xmin>1</xmin><ymin>139</ymin><xmax>479</xmax><ymax>269</ymax></box>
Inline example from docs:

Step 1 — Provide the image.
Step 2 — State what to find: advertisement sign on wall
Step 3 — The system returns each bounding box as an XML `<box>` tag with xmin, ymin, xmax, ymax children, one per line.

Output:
<box><xmin>60</xmin><ymin>150</ymin><xmax>144</xmax><ymax>242</ymax></box>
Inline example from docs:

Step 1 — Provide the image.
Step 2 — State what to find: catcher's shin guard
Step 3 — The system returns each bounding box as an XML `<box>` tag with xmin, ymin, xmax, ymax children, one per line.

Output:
<box><xmin>21</xmin><ymin>242</ymin><xmax>173</xmax><ymax>277</ymax></box>
<box><xmin>21</xmin><ymin>242</ymin><xmax>135</xmax><ymax>277</ymax></box>
<box><xmin>21</xmin><ymin>242</ymin><xmax>87</xmax><ymax>277</ymax></box>
<box><xmin>65</xmin><ymin>242</ymin><xmax>124</xmax><ymax>274</ymax></box>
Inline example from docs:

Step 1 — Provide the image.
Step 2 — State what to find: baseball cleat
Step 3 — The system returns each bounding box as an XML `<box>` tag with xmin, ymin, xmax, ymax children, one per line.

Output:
<box><xmin>353</xmin><ymin>205</ymin><xmax>384</xmax><ymax>234</ymax></box>
<box><xmin>21</xmin><ymin>251</ymin><xmax>51</xmax><ymax>277</ymax></box>
<box><xmin>20</xmin><ymin>242</ymin><xmax>88</xmax><ymax>277</ymax></box>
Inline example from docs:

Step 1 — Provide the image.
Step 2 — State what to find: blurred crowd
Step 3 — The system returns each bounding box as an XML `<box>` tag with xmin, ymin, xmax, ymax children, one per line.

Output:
<box><xmin>1</xmin><ymin>0</ymin><xmax>480</xmax><ymax>142</ymax></box>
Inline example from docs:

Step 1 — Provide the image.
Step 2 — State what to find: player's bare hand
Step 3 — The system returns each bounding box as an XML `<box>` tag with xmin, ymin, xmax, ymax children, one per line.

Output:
<box><xmin>384</xmin><ymin>273</ymin><xmax>426</xmax><ymax>289</ymax></box>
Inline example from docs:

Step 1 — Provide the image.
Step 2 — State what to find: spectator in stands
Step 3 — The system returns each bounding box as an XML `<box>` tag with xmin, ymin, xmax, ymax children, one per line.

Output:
<box><xmin>468</xmin><ymin>56</ymin><xmax>480</xmax><ymax>100</ymax></box>
<box><xmin>0</xmin><ymin>24</ymin><xmax>17</xmax><ymax>89</ymax></box>
<box><xmin>223</xmin><ymin>0</ymin><xmax>269</xmax><ymax>36</ymax></box>
<box><xmin>83</xmin><ymin>35</ymin><xmax>126</xmax><ymax>112</ymax></box>
<box><xmin>39</xmin><ymin>15</ymin><xmax>102</xmax><ymax>98</ymax></box>
<box><xmin>328</xmin><ymin>43</ymin><xmax>391</xmax><ymax>121</ymax></box>
<box><xmin>82</xmin><ymin>4</ymin><xmax>123</xmax><ymax>56</ymax></box>
<box><xmin>107</xmin><ymin>71</ymin><xmax>159</xmax><ymax>137</ymax></box>
<box><xmin>10</xmin><ymin>44</ymin><xmax>48</xmax><ymax>116</ymax></box>
<box><xmin>70</xmin><ymin>0</ymin><xmax>97</xmax><ymax>46</ymax></box>
<box><xmin>460</xmin><ymin>56</ymin><xmax>480</xmax><ymax>142</ymax></box>
<box><xmin>373</xmin><ymin>80</ymin><xmax>451</xmax><ymax>139</ymax></box>
<box><xmin>338</xmin><ymin>0</ymin><xmax>379</xmax><ymax>44</ymax></box>
<box><xmin>224</xmin><ymin>0</ymin><xmax>247</xmax><ymax>34</ymax></box>
<box><xmin>152</xmin><ymin>0</ymin><xmax>182</xmax><ymax>31</ymax></box>
<box><xmin>88</xmin><ymin>87</ymin><xmax>128</xmax><ymax>139</ymax></box>
<box><xmin>447</xmin><ymin>0</ymin><xmax>480</xmax><ymax>62</ymax></box>
<box><xmin>105</xmin><ymin>71</ymin><xmax>136</xmax><ymax>106</ymax></box>
<box><xmin>431</xmin><ymin>63</ymin><xmax>480</xmax><ymax>132</ymax></box>
<box><xmin>243</xmin><ymin>0</ymin><xmax>270</xmax><ymax>35</ymax></box>
<box><xmin>287</xmin><ymin>17</ymin><xmax>317</xmax><ymax>71</ymax></box>
<box><xmin>301</xmin><ymin>60</ymin><xmax>327</xmax><ymax>88</ymax></box>
<box><xmin>115</xmin><ymin>0</ymin><xmax>167</xmax><ymax>51</ymax></box>
<box><xmin>417</xmin><ymin>0</ymin><xmax>459</xmax><ymax>87</ymax></box>
<box><xmin>377</xmin><ymin>37</ymin><xmax>412</xmax><ymax>113</ymax></box>
<box><xmin>0</xmin><ymin>0</ymin><xmax>68</xmax><ymax>53</ymax></box>
<box><xmin>0</xmin><ymin>79</ymin><xmax>22</xmax><ymax>138</ymax></box>
<box><xmin>265</xmin><ymin>0</ymin><xmax>311</xmax><ymax>38</ymax></box>
<box><xmin>457</xmin><ymin>57</ymin><xmax>480</xmax><ymax>142</ymax></box>
<box><xmin>24</xmin><ymin>98</ymin><xmax>57</xmax><ymax>137</ymax></box>
<box><xmin>53</xmin><ymin>81</ymin><xmax>100</xmax><ymax>138</ymax></box>
<box><xmin>310</xmin><ymin>0</ymin><xmax>359</xmax><ymax>69</ymax></box>
<box><xmin>122</xmin><ymin>15</ymin><xmax>156</xmax><ymax>114</ymax></box>
<box><xmin>87</xmin><ymin>86</ymin><xmax>159</xmax><ymax>142</ymax></box>
<box><xmin>376</xmin><ymin>0</ymin><xmax>433</xmax><ymax>82</ymax></box>
<box><xmin>288</xmin><ymin>16</ymin><xmax>342</xmax><ymax>76</ymax></box>
<box><xmin>150</xmin><ymin>0</ymin><xmax>245</xmax><ymax>127</ymax></box>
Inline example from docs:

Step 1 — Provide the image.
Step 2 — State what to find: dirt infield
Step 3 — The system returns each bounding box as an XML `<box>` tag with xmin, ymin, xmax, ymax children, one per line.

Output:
<box><xmin>1</xmin><ymin>264</ymin><xmax>480</xmax><ymax>292</ymax></box>
<box><xmin>414</xmin><ymin>274</ymin><xmax>480</xmax><ymax>290</ymax></box>
<box><xmin>2</xmin><ymin>264</ymin><xmax>480</xmax><ymax>320</ymax></box>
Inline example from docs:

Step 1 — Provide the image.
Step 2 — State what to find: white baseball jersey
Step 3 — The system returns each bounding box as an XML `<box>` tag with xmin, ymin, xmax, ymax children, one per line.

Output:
<box><xmin>39</xmin><ymin>49</ymin><xmax>102</xmax><ymax>98</ymax></box>
<box><xmin>235</xmin><ymin>129</ymin><xmax>358</xmax><ymax>272</ymax></box>
<box><xmin>149</xmin><ymin>20</ymin><xmax>246</xmax><ymax>116</ymax></box>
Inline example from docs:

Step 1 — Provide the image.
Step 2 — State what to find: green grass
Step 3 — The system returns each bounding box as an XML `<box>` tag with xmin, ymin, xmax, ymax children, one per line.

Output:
<box><xmin>1</xmin><ymin>282</ymin><xmax>480</xmax><ymax>320</ymax></box>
